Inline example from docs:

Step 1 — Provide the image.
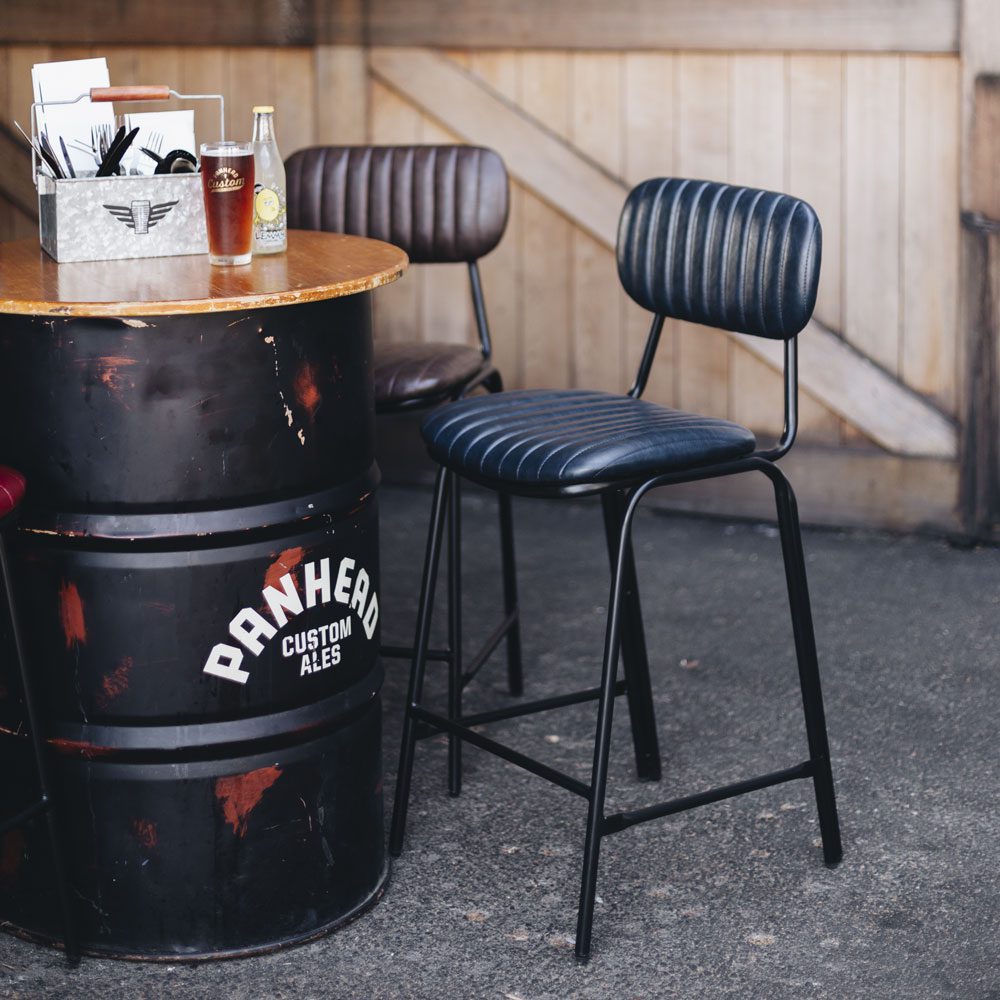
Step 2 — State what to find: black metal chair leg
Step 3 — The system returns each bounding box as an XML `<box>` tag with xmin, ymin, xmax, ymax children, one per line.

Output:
<box><xmin>575</xmin><ymin>499</ymin><xmax>632</xmax><ymax>961</ymax></box>
<box><xmin>497</xmin><ymin>491</ymin><xmax>523</xmax><ymax>697</ymax></box>
<box><xmin>768</xmin><ymin>468</ymin><xmax>843</xmax><ymax>866</ymax></box>
<box><xmin>389</xmin><ymin>468</ymin><xmax>451</xmax><ymax>857</ymax></box>
<box><xmin>0</xmin><ymin>534</ymin><xmax>79</xmax><ymax>964</ymax></box>
<box><xmin>600</xmin><ymin>491</ymin><xmax>661</xmax><ymax>781</ymax></box>
<box><xmin>447</xmin><ymin>474</ymin><xmax>463</xmax><ymax>796</ymax></box>
<box><xmin>484</xmin><ymin>370</ymin><xmax>524</xmax><ymax>698</ymax></box>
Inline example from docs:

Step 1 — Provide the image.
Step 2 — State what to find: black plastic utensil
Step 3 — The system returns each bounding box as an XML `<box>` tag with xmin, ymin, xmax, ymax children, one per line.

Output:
<box><xmin>154</xmin><ymin>149</ymin><xmax>198</xmax><ymax>175</ymax></box>
<box><xmin>39</xmin><ymin>132</ymin><xmax>67</xmax><ymax>180</ymax></box>
<box><xmin>58</xmin><ymin>135</ymin><xmax>76</xmax><ymax>179</ymax></box>
<box><xmin>97</xmin><ymin>126</ymin><xmax>137</xmax><ymax>178</ymax></box>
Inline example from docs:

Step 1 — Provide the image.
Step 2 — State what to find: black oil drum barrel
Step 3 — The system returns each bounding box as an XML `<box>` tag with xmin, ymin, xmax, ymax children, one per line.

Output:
<box><xmin>0</xmin><ymin>295</ymin><xmax>386</xmax><ymax>958</ymax></box>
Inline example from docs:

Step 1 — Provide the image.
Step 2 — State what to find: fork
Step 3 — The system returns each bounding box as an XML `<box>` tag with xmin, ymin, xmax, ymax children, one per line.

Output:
<box><xmin>139</xmin><ymin>130</ymin><xmax>165</xmax><ymax>166</ymax></box>
<box><xmin>66</xmin><ymin>138</ymin><xmax>102</xmax><ymax>169</ymax></box>
<box><xmin>92</xmin><ymin>123</ymin><xmax>115</xmax><ymax>160</ymax></box>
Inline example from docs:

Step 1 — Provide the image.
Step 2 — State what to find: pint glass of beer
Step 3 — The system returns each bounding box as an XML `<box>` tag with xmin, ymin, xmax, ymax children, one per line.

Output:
<box><xmin>200</xmin><ymin>141</ymin><xmax>255</xmax><ymax>266</ymax></box>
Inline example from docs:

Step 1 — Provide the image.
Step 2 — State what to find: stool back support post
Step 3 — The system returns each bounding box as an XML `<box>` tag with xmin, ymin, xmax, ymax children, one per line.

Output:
<box><xmin>467</xmin><ymin>260</ymin><xmax>492</xmax><ymax>360</ymax></box>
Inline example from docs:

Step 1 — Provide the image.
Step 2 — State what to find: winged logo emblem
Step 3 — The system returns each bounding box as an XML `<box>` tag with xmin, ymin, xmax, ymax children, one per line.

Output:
<box><xmin>102</xmin><ymin>200</ymin><xmax>178</xmax><ymax>235</ymax></box>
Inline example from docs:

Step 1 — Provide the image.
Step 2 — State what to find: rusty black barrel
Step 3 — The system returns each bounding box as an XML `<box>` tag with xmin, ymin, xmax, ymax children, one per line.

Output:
<box><xmin>0</xmin><ymin>233</ymin><xmax>406</xmax><ymax>958</ymax></box>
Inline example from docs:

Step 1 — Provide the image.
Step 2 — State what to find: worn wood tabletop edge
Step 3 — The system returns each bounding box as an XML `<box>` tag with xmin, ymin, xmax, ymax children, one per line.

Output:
<box><xmin>0</xmin><ymin>233</ymin><xmax>409</xmax><ymax>317</ymax></box>
<box><xmin>0</xmin><ymin>264</ymin><xmax>406</xmax><ymax>317</ymax></box>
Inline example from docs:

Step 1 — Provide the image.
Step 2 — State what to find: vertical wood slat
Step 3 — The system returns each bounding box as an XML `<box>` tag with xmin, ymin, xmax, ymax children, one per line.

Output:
<box><xmin>465</xmin><ymin>52</ymin><xmax>521</xmax><ymax>381</ymax></box>
<box><xmin>844</xmin><ymin>54</ymin><xmax>902</xmax><ymax>375</ymax></box>
<box><xmin>225</xmin><ymin>47</ymin><xmax>275</xmax><ymax>139</ymax></box>
<box><xmin>407</xmin><ymin>49</ymin><xmax>473</xmax><ymax>348</ymax></box>
<box><xmin>274</xmin><ymin>49</ymin><xmax>317</xmax><ymax>156</ymax></box>
<box><xmin>728</xmin><ymin>54</ymin><xmax>787</xmax><ymax>438</ymax></box>
<box><xmin>675</xmin><ymin>53</ymin><xmax>730</xmax><ymax>418</ymax></box>
<box><xmin>788</xmin><ymin>54</ymin><xmax>844</xmax><ymax>331</ymax></box>
<box><xmin>179</xmin><ymin>47</ymin><xmax>227</xmax><ymax>145</ymax></box>
<box><xmin>902</xmin><ymin>55</ymin><xmax>960</xmax><ymax>413</ymax></box>
<box><xmin>129</xmin><ymin>46</ymin><xmax>182</xmax><ymax>123</ymax></box>
<box><xmin>727</xmin><ymin>54</ymin><xmax>842</xmax><ymax>444</ymax></box>
<box><xmin>786</xmin><ymin>52</ymin><xmax>851</xmax><ymax>446</ymax></box>
<box><xmin>622</xmin><ymin>52</ymin><xmax>676</xmax><ymax>406</ymax></box>
<box><xmin>315</xmin><ymin>46</ymin><xmax>368</xmax><ymax>144</ymax></box>
<box><xmin>368</xmin><ymin>79</ymin><xmax>423</xmax><ymax>344</ymax></box>
<box><xmin>570</xmin><ymin>52</ymin><xmax>625</xmax><ymax>392</ymax></box>
<box><xmin>519</xmin><ymin>50</ymin><xmax>573</xmax><ymax>389</ymax></box>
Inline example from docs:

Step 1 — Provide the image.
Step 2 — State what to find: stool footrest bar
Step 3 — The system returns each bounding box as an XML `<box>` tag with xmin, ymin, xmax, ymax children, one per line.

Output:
<box><xmin>410</xmin><ymin>706</ymin><xmax>592</xmax><ymax>799</ymax></box>
<box><xmin>602</xmin><ymin>760</ymin><xmax>814</xmax><ymax>835</ymax></box>
<box><xmin>459</xmin><ymin>680</ymin><xmax>628</xmax><ymax>728</ymax></box>
<box><xmin>0</xmin><ymin>796</ymin><xmax>48</xmax><ymax>836</ymax></box>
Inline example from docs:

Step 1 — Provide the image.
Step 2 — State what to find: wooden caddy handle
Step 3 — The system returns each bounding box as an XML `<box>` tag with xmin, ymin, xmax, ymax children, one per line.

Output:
<box><xmin>90</xmin><ymin>85</ymin><xmax>171</xmax><ymax>103</ymax></box>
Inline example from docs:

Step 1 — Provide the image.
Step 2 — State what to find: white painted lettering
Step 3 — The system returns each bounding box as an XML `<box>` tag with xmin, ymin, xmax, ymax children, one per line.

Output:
<box><xmin>362</xmin><ymin>592</ymin><xmax>379</xmax><ymax>640</ymax></box>
<box><xmin>203</xmin><ymin>643</ymin><xmax>250</xmax><ymax>684</ymax></box>
<box><xmin>350</xmin><ymin>568</ymin><xmax>370</xmax><ymax>616</ymax></box>
<box><xmin>334</xmin><ymin>557</ymin><xmax>355</xmax><ymax>604</ymax></box>
<box><xmin>304</xmin><ymin>558</ymin><xmax>331</xmax><ymax>608</ymax></box>
<box><xmin>230</xmin><ymin>607</ymin><xmax>277</xmax><ymax>656</ymax></box>
<box><xmin>263</xmin><ymin>572</ymin><xmax>304</xmax><ymax>628</ymax></box>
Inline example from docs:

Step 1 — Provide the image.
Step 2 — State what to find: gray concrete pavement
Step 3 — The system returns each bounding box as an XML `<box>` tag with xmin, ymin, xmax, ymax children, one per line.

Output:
<box><xmin>1</xmin><ymin>486</ymin><xmax>998</xmax><ymax>999</ymax></box>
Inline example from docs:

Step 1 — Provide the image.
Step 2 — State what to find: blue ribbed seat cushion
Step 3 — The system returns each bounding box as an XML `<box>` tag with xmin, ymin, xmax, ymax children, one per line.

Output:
<box><xmin>421</xmin><ymin>389</ymin><xmax>756</xmax><ymax>486</ymax></box>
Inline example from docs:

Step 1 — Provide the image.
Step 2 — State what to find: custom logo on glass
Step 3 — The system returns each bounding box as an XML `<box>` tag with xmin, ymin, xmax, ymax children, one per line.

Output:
<box><xmin>208</xmin><ymin>166</ymin><xmax>245</xmax><ymax>194</ymax></box>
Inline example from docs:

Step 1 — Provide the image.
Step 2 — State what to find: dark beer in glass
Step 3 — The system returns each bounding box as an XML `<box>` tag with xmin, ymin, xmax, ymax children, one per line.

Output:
<box><xmin>200</xmin><ymin>141</ymin><xmax>255</xmax><ymax>266</ymax></box>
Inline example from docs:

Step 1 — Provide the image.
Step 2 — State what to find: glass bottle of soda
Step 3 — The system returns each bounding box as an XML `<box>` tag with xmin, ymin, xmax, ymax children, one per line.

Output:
<box><xmin>251</xmin><ymin>106</ymin><xmax>287</xmax><ymax>255</ymax></box>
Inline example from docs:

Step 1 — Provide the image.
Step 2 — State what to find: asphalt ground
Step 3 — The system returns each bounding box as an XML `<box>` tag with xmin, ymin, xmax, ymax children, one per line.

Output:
<box><xmin>1</xmin><ymin>485</ymin><xmax>998</xmax><ymax>999</ymax></box>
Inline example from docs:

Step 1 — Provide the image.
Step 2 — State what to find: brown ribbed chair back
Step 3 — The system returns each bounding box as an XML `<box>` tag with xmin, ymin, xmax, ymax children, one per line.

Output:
<box><xmin>285</xmin><ymin>145</ymin><xmax>509</xmax><ymax>264</ymax></box>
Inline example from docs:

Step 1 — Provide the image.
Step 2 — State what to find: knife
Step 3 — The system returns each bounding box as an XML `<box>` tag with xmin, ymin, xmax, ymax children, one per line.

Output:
<box><xmin>97</xmin><ymin>126</ymin><xmax>138</xmax><ymax>178</ymax></box>
<box><xmin>58</xmin><ymin>135</ymin><xmax>76</xmax><ymax>179</ymax></box>
<box><xmin>13</xmin><ymin>121</ymin><xmax>63</xmax><ymax>179</ymax></box>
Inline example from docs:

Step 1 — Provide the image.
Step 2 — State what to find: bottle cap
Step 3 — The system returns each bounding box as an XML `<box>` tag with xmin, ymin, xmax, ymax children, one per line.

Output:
<box><xmin>253</xmin><ymin>105</ymin><xmax>275</xmax><ymax>114</ymax></box>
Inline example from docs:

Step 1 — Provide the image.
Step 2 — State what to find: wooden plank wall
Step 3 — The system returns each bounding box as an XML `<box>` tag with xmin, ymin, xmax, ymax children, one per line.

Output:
<box><xmin>370</xmin><ymin>49</ymin><xmax>962</xmax><ymax>449</ymax></box>
<box><xmin>0</xmin><ymin>43</ymin><xmax>963</xmax><ymax>530</ymax></box>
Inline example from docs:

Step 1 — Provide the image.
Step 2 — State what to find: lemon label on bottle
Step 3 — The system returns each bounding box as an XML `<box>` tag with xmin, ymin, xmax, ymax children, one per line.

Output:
<box><xmin>255</xmin><ymin>188</ymin><xmax>281</xmax><ymax>223</ymax></box>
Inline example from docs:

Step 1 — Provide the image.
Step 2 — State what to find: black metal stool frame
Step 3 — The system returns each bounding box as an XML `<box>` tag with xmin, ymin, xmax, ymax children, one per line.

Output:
<box><xmin>0</xmin><ymin>499</ymin><xmax>79</xmax><ymax>964</ymax></box>
<box><xmin>378</xmin><ymin>259</ymin><xmax>525</xmax><ymax>797</ymax></box>
<box><xmin>391</xmin><ymin>306</ymin><xmax>843</xmax><ymax>957</ymax></box>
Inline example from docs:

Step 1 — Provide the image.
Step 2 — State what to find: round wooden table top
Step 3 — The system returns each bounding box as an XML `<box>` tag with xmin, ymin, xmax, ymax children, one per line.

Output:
<box><xmin>0</xmin><ymin>230</ymin><xmax>408</xmax><ymax>317</ymax></box>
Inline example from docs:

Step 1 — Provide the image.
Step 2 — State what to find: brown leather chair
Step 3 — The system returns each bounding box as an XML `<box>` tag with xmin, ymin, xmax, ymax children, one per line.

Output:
<box><xmin>286</xmin><ymin>145</ymin><xmax>522</xmax><ymax>794</ymax></box>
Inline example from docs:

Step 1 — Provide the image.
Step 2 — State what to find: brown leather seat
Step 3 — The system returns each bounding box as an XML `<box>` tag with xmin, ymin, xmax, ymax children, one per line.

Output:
<box><xmin>374</xmin><ymin>342</ymin><xmax>487</xmax><ymax>407</ymax></box>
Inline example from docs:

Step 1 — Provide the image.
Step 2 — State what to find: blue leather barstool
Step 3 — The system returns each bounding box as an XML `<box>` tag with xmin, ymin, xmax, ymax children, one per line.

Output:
<box><xmin>0</xmin><ymin>467</ymin><xmax>79</xmax><ymax>964</ymax></box>
<box><xmin>389</xmin><ymin>178</ymin><xmax>843</xmax><ymax>959</ymax></box>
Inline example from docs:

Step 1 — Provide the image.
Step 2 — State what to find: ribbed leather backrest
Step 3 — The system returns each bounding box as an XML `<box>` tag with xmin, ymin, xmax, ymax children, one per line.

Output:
<box><xmin>617</xmin><ymin>178</ymin><xmax>821</xmax><ymax>340</ymax></box>
<box><xmin>285</xmin><ymin>145</ymin><xmax>509</xmax><ymax>264</ymax></box>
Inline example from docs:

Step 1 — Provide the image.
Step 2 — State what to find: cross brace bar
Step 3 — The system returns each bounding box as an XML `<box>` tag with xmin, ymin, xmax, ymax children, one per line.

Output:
<box><xmin>410</xmin><ymin>705</ymin><xmax>592</xmax><ymax>798</ymax></box>
<box><xmin>602</xmin><ymin>761</ymin><xmax>814</xmax><ymax>835</ymax></box>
